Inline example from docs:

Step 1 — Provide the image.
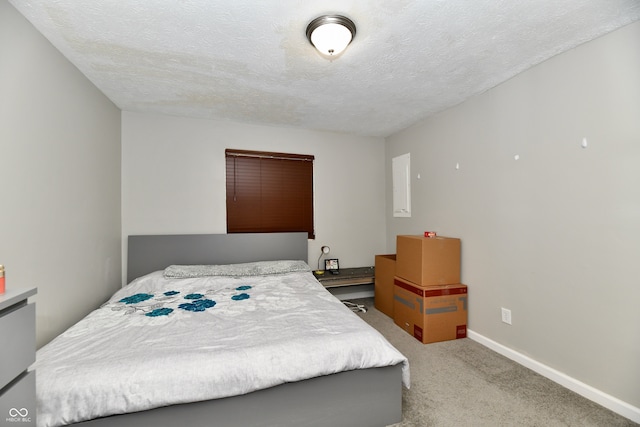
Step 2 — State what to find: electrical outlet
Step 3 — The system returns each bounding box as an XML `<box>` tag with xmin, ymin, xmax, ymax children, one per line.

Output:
<box><xmin>501</xmin><ymin>307</ymin><xmax>512</xmax><ymax>325</ymax></box>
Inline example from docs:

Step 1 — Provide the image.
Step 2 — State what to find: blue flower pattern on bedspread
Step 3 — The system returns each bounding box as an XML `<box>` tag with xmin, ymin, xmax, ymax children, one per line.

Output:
<box><xmin>119</xmin><ymin>293</ymin><xmax>154</xmax><ymax>304</ymax></box>
<box><xmin>146</xmin><ymin>307</ymin><xmax>174</xmax><ymax>317</ymax></box>
<box><xmin>111</xmin><ymin>285</ymin><xmax>253</xmax><ymax>317</ymax></box>
<box><xmin>231</xmin><ymin>293</ymin><xmax>250</xmax><ymax>301</ymax></box>
<box><xmin>232</xmin><ymin>285</ymin><xmax>252</xmax><ymax>301</ymax></box>
<box><xmin>179</xmin><ymin>299</ymin><xmax>216</xmax><ymax>312</ymax></box>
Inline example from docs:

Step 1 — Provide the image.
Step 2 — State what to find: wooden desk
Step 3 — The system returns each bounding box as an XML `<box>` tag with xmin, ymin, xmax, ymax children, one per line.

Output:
<box><xmin>313</xmin><ymin>267</ymin><xmax>375</xmax><ymax>288</ymax></box>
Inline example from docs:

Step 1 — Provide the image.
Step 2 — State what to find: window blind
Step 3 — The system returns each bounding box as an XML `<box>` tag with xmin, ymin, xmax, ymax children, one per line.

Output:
<box><xmin>226</xmin><ymin>149</ymin><xmax>315</xmax><ymax>239</ymax></box>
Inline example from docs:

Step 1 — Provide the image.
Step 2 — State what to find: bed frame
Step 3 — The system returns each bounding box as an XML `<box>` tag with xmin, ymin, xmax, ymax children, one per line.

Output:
<box><xmin>75</xmin><ymin>232</ymin><xmax>403</xmax><ymax>427</ymax></box>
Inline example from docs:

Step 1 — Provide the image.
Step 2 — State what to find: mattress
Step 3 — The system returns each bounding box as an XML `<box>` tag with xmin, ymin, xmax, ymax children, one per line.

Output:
<box><xmin>34</xmin><ymin>261</ymin><xmax>409</xmax><ymax>427</ymax></box>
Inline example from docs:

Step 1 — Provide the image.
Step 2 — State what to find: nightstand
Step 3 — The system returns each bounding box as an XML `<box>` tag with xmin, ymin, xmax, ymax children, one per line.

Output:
<box><xmin>0</xmin><ymin>287</ymin><xmax>37</xmax><ymax>426</ymax></box>
<box><xmin>313</xmin><ymin>267</ymin><xmax>375</xmax><ymax>288</ymax></box>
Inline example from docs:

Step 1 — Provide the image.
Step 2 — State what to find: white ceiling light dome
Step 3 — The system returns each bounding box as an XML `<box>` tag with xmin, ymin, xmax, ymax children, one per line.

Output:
<box><xmin>306</xmin><ymin>15</ymin><xmax>356</xmax><ymax>57</ymax></box>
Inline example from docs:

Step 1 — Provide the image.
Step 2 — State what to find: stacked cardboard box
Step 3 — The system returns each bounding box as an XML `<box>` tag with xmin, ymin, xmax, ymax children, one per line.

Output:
<box><xmin>374</xmin><ymin>254</ymin><xmax>396</xmax><ymax>318</ymax></box>
<box><xmin>393</xmin><ymin>235</ymin><xmax>468</xmax><ymax>344</ymax></box>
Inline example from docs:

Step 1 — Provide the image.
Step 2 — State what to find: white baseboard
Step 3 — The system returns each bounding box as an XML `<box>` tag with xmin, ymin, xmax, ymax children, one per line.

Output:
<box><xmin>467</xmin><ymin>329</ymin><xmax>640</xmax><ymax>424</ymax></box>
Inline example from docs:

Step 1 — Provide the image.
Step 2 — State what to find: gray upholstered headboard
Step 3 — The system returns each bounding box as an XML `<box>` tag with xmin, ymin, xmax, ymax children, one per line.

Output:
<box><xmin>127</xmin><ymin>232</ymin><xmax>308</xmax><ymax>283</ymax></box>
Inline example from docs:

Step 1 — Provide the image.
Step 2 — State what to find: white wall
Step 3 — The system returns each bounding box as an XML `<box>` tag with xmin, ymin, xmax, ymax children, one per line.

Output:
<box><xmin>122</xmin><ymin>112</ymin><xmax>386</xmax><ymax>280</ymax></box>
<box><xmin>386</xmin><ymin>22</ymin><xmax>640</xmax><ymax>410</ymax></box>
<box><xmin>0</xmin><ymin>1</ymin><xmax>122</xmax><ymax>348</ymax></box>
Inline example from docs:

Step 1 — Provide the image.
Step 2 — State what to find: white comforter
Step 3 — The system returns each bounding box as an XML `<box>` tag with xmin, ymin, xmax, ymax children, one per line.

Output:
<box><xmin>35</xmin><ymin>266</ymin><xmax>409</xmax><ymax>427</ymax></box>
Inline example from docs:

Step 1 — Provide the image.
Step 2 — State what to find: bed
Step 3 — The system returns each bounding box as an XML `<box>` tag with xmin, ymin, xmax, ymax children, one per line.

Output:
<box><xmin>34</xmin><ymin>232</ymin><xmax>409</xmax><ymax>427</ymax></box>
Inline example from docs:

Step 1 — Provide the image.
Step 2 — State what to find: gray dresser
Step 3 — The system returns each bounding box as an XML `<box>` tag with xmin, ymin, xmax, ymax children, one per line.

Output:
<box><xmin>0</xmin><ymin>287</ymin><xmax>37</xmax><ymax>426</ymax></box>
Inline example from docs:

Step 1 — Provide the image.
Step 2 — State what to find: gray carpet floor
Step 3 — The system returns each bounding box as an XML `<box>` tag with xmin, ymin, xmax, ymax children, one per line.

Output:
<box><xmin>351</xmin><ymin>298</ymin><xmax>637</xmax><ymax>427</ymax></box>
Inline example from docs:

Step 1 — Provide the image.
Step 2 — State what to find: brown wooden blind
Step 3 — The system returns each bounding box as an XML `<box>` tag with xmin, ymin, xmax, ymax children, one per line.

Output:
<box><xmin>226</xmin><ymin>149</ymin><xmax>315</xmax><ymax>239</ymax></box>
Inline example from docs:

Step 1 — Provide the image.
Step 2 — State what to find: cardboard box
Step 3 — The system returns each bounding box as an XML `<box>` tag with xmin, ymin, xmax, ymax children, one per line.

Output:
<box><xmin>396</xmin><ymin>235</ymin><xmax>461</xmax><ymax>286</ymax></box>
<box><xmin>374</xmin><ymin>254</ymin><xmax>396</xmax><ymax>318</ymax></box>
<box><xmin>393</xmin><ymin>276</ymin><xmax>467</xmax><ymax>344</ymax></box>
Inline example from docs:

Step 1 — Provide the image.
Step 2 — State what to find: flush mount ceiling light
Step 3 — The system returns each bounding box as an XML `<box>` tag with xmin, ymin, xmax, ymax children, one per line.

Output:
<box><xmin>306</xmin><ymin>15</ymin><xmax>356</xmax><ymax>57</ymax></box>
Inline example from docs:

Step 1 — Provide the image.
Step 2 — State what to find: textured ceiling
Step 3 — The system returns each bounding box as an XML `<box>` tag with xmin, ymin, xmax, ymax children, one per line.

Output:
<box><xmin>9</xmin><ymin>0</ymin><xmax>640</xmax><ymax>137</ymax></box>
